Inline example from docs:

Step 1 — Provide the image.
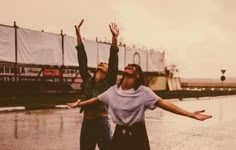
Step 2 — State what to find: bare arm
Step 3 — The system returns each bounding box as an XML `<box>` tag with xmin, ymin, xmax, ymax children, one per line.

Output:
<box><xmin>79</xmin><ymin>97</ymin><xmax>99</xmax><ymax>107</ymax></box>
<box><xmin>155</xmin><ymin>99</ymin><xmax>212</xmax><ymax>121</ymax></box>
<box><xmin>67</xmin><ymin>97</ymin><xmax>99</xmax><ymax>108</ymax></box>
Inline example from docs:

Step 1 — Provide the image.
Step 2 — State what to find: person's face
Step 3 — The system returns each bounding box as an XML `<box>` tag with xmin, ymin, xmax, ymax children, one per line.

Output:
<box><xmin>96</xmin><ymin>62</ymin><xmax>108</xmax><ymax>73</ymax></box>
<box><xmin>123</xmin><ymin>64</ymin><xmax>138</xmax><ymax>78</ymax></box>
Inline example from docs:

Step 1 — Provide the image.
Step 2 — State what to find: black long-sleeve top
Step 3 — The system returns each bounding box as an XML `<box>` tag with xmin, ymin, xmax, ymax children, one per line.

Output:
<box><xmin>76</xmin><ymin>43</ymin><xmax>119</xmax><ymax>113</ymax></box>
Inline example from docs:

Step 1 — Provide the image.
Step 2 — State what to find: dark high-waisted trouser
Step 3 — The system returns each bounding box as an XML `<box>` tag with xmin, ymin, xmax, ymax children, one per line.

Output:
<box><xmin>110</xmin><ymin>122</ymin><xmax>150</xmax><ymax>150</ymax></box>
<box><xmin>80</xmin><ymin>116</ymin><xmax>111</xmax><ymax>150</ymax></box>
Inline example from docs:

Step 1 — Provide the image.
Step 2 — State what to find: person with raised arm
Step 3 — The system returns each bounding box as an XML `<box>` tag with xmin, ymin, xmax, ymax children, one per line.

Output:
<box><xmin>73</xmin><ymin>20</ymin><xmax>119</xmax><ymax>150</ymax></box>
<box><xmin>68</xmin><ymin>64</ymin><xmax>212</xmax><ymax>150</ymax></box>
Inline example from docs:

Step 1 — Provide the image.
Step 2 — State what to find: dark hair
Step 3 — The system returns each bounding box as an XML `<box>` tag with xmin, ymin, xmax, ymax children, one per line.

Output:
<box><xmin>118</xmin><ymin>64</ymin><xmax>144</xmax><ymax>90</ymax></box>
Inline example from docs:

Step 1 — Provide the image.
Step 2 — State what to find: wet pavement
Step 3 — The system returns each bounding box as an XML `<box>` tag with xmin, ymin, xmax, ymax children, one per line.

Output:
<box><xmin>1</xmin><ymin>96</ymin><xmax>236</xmax><ymax>150</ymax></box>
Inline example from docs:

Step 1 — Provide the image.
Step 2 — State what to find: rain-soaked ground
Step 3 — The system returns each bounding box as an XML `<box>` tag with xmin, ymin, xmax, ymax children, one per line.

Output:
<box><xmin>1</xmin><ymin>95</ymin><xmax>236</xmax><ymax>150</ymax></box>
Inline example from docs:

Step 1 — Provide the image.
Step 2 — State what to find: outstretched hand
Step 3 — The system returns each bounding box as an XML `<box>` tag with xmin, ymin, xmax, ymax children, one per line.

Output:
<box><xmin>67</xmin><ymin>99</ymin><xmax>81</xmax><ymax>108</ymax></box>
<box><xmin>109</xmin><ymin>22</ymin><xmax>119</xmax><ymax>37</ymax></box>
<box><xmin>75</xmin><ymin>19</ymin><xmax>84</xmax><ymax>37</ymax></box>
<box><xmin>191</xmin><ymin>110</ymin><xmax>212</xmax><ymax>121</ymax></box>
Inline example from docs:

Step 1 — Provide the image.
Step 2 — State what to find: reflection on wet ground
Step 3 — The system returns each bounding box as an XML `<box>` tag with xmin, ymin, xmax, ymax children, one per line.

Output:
<box><xmin>1</xmin><ymin>96</ymin><xmax>236</xmax><ymax>150</ymax></box>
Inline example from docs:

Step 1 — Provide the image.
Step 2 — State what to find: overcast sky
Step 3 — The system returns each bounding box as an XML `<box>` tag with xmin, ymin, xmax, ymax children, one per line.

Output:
<box><xmin>0</xmin><ymin>0</ymin><xmax>235</xmax><ymax>78</ymax></box>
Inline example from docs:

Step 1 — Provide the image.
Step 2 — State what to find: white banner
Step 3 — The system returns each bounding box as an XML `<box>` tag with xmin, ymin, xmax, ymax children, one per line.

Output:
<box><xmin>0</xmin><ymin>25</ymin><xmax>15</xmax><ymax>62</ymax></box>
<box><xmin>64</xmin><ymin>36</ymin><xmax>78</xmax><ymax>66</ymax></box>
<box><xmin>125</xmin><ymin>47</ymin><xmax>147</xmax><ymax>72</ymax></box>
<box><xmin>0</xmin><ymin>25</ymin><xmax>166</xmax><ymax>74</ymax></box>
<box><xmin>147</xmin><ymin>50</ymin><xmax>165</xmax><ymax>72</ymax></box>
<box><xmin>97</xmin><ymin>42</ymin><xmax>110</xmax><ymax>64</ymax></box>
<box><xmin>17</xmin><ymin>28</ymin><xmax>62</xmax><ymax>65</ymax></box>
<box><xmin>83</xmin><ymin>39</ymin><xmax>98</xmax><ymax>68</ymax></box>
<box><xmin>118</xmin><ymin>45</ymin><xmax>125</xmax><ymax>70</ymax></box>
<box><xmin>64</xmin><ymin>38</ymin><xmax>98</xmax><ymax>68</ymax></box>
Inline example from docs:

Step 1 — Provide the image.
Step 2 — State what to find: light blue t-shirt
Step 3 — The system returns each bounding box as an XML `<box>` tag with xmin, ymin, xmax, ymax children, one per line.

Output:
<box><xmin>98</xmin><ymin>85</ymin><xmax>161</xmax><ymax>126</ymax></box>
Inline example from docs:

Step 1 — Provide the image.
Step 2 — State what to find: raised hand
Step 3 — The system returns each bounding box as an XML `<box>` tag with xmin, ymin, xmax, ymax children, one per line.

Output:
<box><xmin>75</xmin><ymin>19</ymin><xmax>84</xmax><ymax>45</ymax></box>
<box><xmin>191</xmin><ymin>110</ymin><xmax>212</xmax><ymax>121</ymax></box>
<box><xmin>75</xmin><ymin>19</ymin><xmax>84</xmax><ymax>37</ymax></box>
<box><xmin>109</xmin><ymin>22</ymin><xmax>119</xmax><ymax>37</ymax></box>
<box><xmin>67</xmin><ymin>99</ymin><xmax>81</xmax><ymax>108</ymax></box>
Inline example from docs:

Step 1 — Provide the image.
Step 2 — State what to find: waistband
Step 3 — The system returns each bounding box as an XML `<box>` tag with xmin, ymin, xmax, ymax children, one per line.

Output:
<box><xmin>83</xmin><ymin>111</ymin><xmax>108</xmax><ymax>120</ymax></box>
<box><xmin>116</xmin><ymin>122</ymin><xmax>146</xmax><ymax>136</ymax></box>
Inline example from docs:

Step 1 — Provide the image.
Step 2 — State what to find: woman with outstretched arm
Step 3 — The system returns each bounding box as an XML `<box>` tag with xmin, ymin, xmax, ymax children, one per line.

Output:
<box><xmin>68</xmin><ymin>64</ymin><xmax>212</xmax><ymax>150</ymax></box>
